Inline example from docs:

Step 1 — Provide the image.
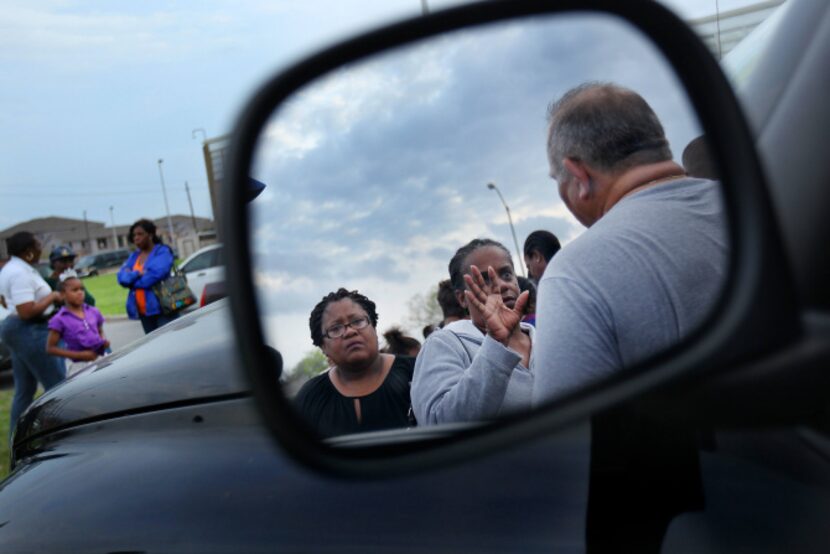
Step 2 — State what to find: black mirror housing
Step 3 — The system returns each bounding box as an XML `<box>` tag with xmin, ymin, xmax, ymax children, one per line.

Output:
<box><xmin>223</xmin><ymin>0</ymin><xmax>799</xmax><ymax>477</ymax></box>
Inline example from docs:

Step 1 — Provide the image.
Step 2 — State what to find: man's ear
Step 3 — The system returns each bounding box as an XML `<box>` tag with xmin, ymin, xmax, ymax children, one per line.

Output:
<box><xmin>454</xmin><ymin>288</ymin><xmax>468</xmax><ymax>311</ymax></box>
<box><xmin>563</xmin><ymin>158</ymin><xmax>594</xmax><ymax>199</ymax></box>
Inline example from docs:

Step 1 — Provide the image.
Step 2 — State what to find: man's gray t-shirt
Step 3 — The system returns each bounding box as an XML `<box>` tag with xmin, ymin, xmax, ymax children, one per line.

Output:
<box><xmin>532</xmin><ymin>177</ymin><xmax>728</xmax><ymax>404</ymax></box>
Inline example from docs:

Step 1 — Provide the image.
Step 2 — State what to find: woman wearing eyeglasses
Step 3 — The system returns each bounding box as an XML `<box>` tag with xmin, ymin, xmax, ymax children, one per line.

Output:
<box><xmin>294</xmin><ymin>288</ymin><xmax>415</xmax><ymax>438</ymax></box>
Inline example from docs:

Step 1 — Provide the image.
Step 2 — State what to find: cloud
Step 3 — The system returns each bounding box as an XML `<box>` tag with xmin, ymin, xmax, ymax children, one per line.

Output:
<box><xmin>255</xmin><ymin>40</ymin><xmax>456</xmax><ymax>164</ymax></box>
<box><xmin>1</xmin><ymin>4</ymin><xmax>216</xmax><ymax>70</ymax></box>
<box><xmin>244</xmin><ymin>14</ymin><xmax>705</xmax><ymax>365</ymax></box>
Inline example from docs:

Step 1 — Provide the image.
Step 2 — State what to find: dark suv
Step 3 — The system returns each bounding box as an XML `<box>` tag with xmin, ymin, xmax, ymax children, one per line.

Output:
<box><xmin>74</xmin><ymin>248</ymin><xmax>132</xmax><ymax>278</ymax></box>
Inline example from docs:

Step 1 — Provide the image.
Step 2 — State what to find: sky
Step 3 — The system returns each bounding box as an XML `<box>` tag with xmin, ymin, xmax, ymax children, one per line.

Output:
<box><xmin>1</xmin><ymin>0</ymin><xmax>761</xmax><ymax>366</ymax></box>
<box><xmin>247</xmin><ymin>13</ymin><xmax>709</xmax><ymax>367</ymax></box>
<box><xmin>1</xmin><ymin>0</ymin><xmax>763</xmax><ymax>229</ymax></box>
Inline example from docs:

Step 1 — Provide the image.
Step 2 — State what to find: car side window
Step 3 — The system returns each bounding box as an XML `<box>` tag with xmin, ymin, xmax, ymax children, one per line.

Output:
<box><xmin>182</xmin><ymin>250</ymin><xmax>216</xmax><ymax>273</ymax></box>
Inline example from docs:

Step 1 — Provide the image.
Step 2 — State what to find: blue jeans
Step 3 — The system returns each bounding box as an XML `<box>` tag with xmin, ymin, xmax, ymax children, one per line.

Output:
<box><xmin>139</xmin><ymin>312</ymin><xmax>179</xmax><ymax>334</ymax></box>
<box><xmin>0</xmin><ymin>316</ymin><xmax>66</xmax><ymax>442</ymax></box>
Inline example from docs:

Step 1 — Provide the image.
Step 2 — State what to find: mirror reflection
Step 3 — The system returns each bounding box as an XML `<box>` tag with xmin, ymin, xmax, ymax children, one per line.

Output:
<box><xmin>248</xmin><ymin>13</ymin><xmax>728</xmax><ymax>439</ymax></box>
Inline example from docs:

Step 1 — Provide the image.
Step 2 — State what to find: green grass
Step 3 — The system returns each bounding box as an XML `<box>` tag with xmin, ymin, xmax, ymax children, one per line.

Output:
<box><xmin>82</xmin><ymin>260</ymin><xmax>181</xmax><ymax>317</ymax></box>
<box><xmin>0</xmin><ymin>388</ymin><xmax>11</xmax><ymax>478</ymax></box>
<box><xmin>0</xmin><ymin>388</ymin><xmax>44</xmax><ymax>480</ymax></box>
<box><xmin>82</xmin><ymin>273</ymin><xmax>128</xmax><ymax>317</ymax></box>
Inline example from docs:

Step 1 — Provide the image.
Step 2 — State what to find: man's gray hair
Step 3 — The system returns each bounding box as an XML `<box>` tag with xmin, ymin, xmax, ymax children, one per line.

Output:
<box><xmin>546</xmin><ymin>82</ymin><xmax>672</xmax><ymax>182</ymax></box>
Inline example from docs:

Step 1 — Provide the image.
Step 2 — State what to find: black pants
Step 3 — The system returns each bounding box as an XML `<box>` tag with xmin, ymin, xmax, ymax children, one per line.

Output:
<box><xmin>139</xmin><ymin>312</ymin><xmax>179</xmax><ymax>334</ymax></box>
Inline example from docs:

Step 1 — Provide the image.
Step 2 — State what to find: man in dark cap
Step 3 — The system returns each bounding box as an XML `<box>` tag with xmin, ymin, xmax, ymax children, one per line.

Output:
<box><xmin>46</xmin><ymin>246</ymin><xmax>96</xmax><ymax>306</ymax></box>
<box><xmin>523</xmin><ymin>230</ymin><xmax>561</xmax><ymax>285</ymax></box>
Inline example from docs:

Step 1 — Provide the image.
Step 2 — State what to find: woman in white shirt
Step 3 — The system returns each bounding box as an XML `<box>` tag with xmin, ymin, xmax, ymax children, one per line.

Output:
<box><xmin>0</xmin><ymin>232</ymin><xmax>66</xmax><ymax>441</ymax></box>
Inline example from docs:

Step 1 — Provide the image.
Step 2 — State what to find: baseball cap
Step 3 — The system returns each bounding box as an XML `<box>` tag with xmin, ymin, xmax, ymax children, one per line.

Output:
<box><xmin>49</xmin><ymin>245</ymin><xmax>76</xmax><ymax>262</ymax></box>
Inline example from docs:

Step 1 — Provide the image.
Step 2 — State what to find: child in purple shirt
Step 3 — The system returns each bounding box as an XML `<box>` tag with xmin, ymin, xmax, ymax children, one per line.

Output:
<box><xmin>47</xmin><ymin>272</ymin><xmax>109</xmax><ymax>375</ymax></box>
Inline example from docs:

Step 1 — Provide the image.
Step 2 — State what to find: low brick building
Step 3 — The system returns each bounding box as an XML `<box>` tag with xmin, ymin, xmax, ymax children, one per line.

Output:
<box><xmin>0</xmin><ymin>215</ymin><xmax>215</xmax><ymax>261</ymax></box>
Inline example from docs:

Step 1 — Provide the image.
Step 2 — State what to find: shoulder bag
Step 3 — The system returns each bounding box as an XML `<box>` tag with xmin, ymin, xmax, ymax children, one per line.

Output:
<box><xmin>152</xmin><ymin>266</ymin><xmax>197</xmax><ymax>315</ymax></box>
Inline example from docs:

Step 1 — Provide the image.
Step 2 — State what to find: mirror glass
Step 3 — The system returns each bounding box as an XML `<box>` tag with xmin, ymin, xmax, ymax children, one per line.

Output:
<box><xmin>247</xmin><ymin>13</ymin><xmax>728</xmax><ymax>440</ymax></box>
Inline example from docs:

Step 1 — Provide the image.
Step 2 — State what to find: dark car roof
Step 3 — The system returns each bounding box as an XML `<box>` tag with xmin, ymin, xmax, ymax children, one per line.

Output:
<box><xmin>14</xmin><ymin>300</ymin><xmax>248</xmax><ymax>446</ymax></box>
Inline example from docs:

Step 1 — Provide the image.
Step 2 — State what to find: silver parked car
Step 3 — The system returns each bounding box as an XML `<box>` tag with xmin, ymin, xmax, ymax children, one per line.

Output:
<box><xmin>178</xmin><ymin>243</ymin><xmax>225</xmax><ymax>306</ymax></box>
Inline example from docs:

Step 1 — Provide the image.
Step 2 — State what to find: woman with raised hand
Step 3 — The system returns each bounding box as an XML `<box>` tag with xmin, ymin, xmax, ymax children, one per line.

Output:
<box><xmin>295</xmin><ymin>288</ymin><xmax>415</xmax><ymax>438</ymax></box>
<box><xmin>411</xmin><ymin>238</ymin><xmax>533</xmax><ymax>425</ymax></box>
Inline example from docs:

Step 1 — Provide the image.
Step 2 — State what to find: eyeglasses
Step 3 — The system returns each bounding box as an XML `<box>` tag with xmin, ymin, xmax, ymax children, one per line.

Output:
<box><xmin>324</xmin><ymin>316</ymin><xmax>370</xmax><ymax>340</ymax></box>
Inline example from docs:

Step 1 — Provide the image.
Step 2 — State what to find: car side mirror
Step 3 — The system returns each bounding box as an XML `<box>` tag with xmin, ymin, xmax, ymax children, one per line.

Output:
<box><xmin>223</xmin><ymin>0</ymin><xmax>797</xmax><ymax>476</ymax></box>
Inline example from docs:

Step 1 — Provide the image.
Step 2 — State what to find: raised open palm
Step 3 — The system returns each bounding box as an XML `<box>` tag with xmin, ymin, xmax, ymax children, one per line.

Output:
<box><xmin>463</xmin><ymin>265</ymin><xmax>528</xmax><ymax>344</ymax></box>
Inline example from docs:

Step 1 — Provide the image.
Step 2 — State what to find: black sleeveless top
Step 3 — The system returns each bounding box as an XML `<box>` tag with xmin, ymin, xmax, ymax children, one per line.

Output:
<box><xmin>294</xmin><ymin>356</ymin><xmax>415</xmax><ymax>439</ymax></box>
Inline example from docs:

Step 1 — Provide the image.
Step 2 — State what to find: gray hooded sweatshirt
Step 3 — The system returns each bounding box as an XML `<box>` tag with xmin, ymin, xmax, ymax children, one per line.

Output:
<box><xmin>411</xmin><ymin>319</ymin><xmax>534</xmax><ymax>425</ymax></box>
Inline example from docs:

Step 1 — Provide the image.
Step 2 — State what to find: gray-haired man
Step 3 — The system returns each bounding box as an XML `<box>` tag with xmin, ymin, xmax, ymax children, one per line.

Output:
<box><xmin>532</xmin><ymin>82</ymin><xmax>728</xmax><ymax>404</ymax></box>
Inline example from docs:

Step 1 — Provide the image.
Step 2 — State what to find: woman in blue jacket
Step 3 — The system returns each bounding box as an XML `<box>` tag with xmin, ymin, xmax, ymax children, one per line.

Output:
<box><xmin>117</xmin><ymin>219</ymin><xmax>176</xmax><ymax>334</ymax></box>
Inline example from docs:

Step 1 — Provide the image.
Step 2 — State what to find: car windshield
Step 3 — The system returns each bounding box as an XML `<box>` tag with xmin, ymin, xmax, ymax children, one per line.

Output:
<box><xmin>75</xmin><ymin>256</ymin><xmax>95</xmax><ymax>268</ymax></box>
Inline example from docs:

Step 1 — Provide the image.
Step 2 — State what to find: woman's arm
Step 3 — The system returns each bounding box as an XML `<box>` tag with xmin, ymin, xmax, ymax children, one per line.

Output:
<box><xmin>98</xmin><ymin>325</ymin><xmax>111</xmax><ymax>351</ymax></box>
<box><xmin>46</xmin><ymin>330</ymin><xmax>97</xmax><ymax>361</ymax></box>
<box><xmin>15</xmin><ymin>291</ymin><xmax>62</xmax><ymax>321</ymax></box>
<box><xmin>411</xmin><ymin>330</ymin><xmax>521</xmax><ymax>425</ymax></box>
<box><xmin>117</xmin><ymin>270</ymin><xmax>140</xmax><ymax>287</ymax></box>
<box><xmin>116</xmin><ymin>254</ymin><xmax>140</xmax><ymax>287</ymax></box>
<box><xmin>132</xmin><ymin>246</ymin><xmax>174</xmax><ymax>289</ymax></box>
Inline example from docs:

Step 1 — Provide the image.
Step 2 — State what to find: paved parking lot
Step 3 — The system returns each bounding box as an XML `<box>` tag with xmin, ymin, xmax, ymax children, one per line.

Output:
<box><xmin>104</xmin><ymin>316</ymin><xmax>145</xmax><ymax>352</ymax></box>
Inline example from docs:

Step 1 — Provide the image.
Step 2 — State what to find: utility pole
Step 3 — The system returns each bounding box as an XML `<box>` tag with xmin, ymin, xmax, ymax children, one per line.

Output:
<box><xmin>185</xmin><ymin>181</ymin><xmax>198</xmax><ymax>236</ymax></box>
<box><xmin>157</xmin><ymin>159</ymin><xmax>176</xmax><ymax>246</ymax></box>
<box><xmin>109</xmin><ymin>206</ymin><xmax>119</xmax><ymax>249</ymax></box>
<box><xmin>82</xmin><ymin>210</ymin><xmax>92</xmax><ymax>253</ymax></box>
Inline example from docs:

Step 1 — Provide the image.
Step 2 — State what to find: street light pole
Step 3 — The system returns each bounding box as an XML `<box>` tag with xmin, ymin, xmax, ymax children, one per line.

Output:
<box><xmin>157</xmin><ymin>159</ymin><xmax>176</xmax><ymax>246</ymax></box>
<box><xmin>82</xmin><ymin>210</ymin><xmax>92</xmax><ymax>254</ymax></box>
<box><xmin>486</xmin><ymin>182</ymin><xmax>526</xmax><ymax>278</ymax></box>
<box><xmin>185</xmin><ymin>181</ymin><xmax>198</xmax><ymax>236</ymax></box>
<box><xmin>109</xmin><ymin>206</ymin><xmax>119</xmax><ymax>249</ymax></box>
